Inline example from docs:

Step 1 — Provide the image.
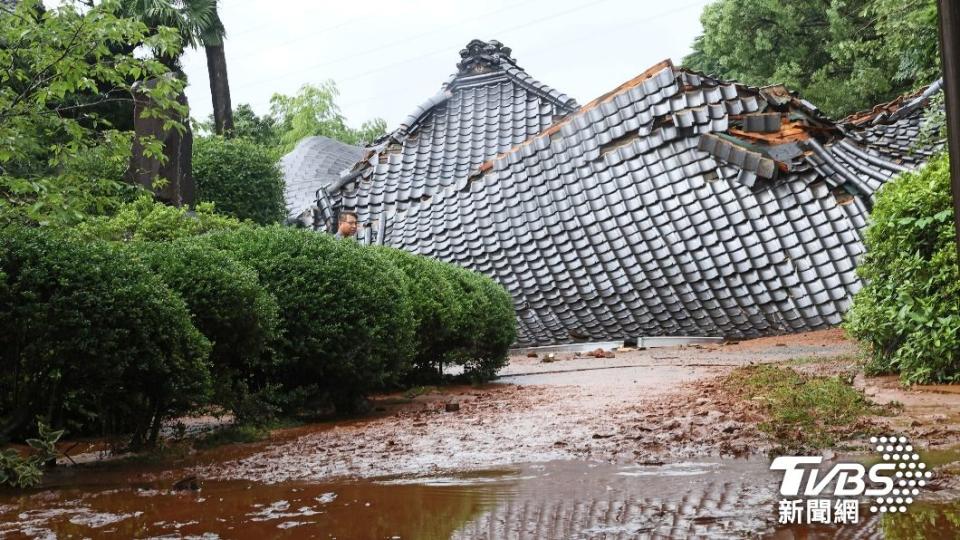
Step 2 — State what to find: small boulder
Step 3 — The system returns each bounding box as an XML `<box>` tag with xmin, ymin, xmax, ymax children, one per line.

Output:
<box><xmin>173</xmin><ymin>476</ymin><xmax>200</xmax><ymax>491</ymax></box>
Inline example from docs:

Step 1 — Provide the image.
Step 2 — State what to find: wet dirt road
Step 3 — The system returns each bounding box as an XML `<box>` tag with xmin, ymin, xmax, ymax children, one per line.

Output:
<box><xmin>196</xmin><ymin>330</ymin><xmax>856</xmax><ymax>484</ymax></box>
<box><xmin>3</xmin><ymin>328</ymin><xmax>960</xmax><ymax>538</ymax></box>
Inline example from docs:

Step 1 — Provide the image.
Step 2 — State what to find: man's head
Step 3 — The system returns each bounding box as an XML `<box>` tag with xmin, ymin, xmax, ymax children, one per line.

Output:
<box><xmin>337</xmin><ymin>211</ymin><xmax>359</xmax><ymax>237</ymax></box>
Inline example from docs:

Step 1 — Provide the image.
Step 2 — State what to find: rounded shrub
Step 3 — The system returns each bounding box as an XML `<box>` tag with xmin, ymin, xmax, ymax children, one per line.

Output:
<box><xmin>193</xmin><ymin>136</ymin><xmax>286</xmax><ymax>225</ymax></box>
<box><xmin>846</xmin><ymin>153</ymin><xmax>960</xmax><ymax>383</ymax></box>
<box><xmin>0</xmin><ymin>227</ymin><xmax>211</xmax><ymax>446</ymax></box>
<box><xmin>130</xmin><ymin>238</ymin><xmax>280</xmax><ymax>419</ymax></box>
<box><xmin>439</xmin><ymin>264</ymin><xmax>516</xmax><ymax>381</ymax></box>
<box><xmin>201</xmin><ymin>226</ymin><xmax>415</xmax><ymax>411</ymax></box>
<box><xmin>372</xmin><ymin>246</ymin><xmax>460</xmax><ymax>383</ymax></box>
<box><xmin>77</xmin><ymin>195</ymin><xmax>242</xmax><ymax>242</ymax></box>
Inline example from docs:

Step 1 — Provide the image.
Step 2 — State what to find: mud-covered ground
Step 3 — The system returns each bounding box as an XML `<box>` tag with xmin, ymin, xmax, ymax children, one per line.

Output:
<box><xmin>190</xmin><ymin>328</ymin><xmax>960</xmax><ymax>484</ymax></box>
<box><xmin>6</xmin><ymin>328</ymin><xmax>960</xmax><ymax>539</ymax></box>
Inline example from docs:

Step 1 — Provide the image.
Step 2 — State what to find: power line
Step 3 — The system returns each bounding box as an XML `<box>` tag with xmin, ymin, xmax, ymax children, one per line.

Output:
<box><xmin>233</xmin><ymin>0</ymin><xmax>621</xmax><ymax>91</ymax></box>
<box><xmin>228</xmin><ymin>4</ymin><xmax>380</xmax><ymax>47</ymax></box>
<box><xmin>228</xmin><ymin>0</ymin><xmax>542</xmax><ymax>60</ymax></box>
<box><xmin>232</xmin><ymin>0</ymin><xmax>709</xmax><ymax>118</ymax></box>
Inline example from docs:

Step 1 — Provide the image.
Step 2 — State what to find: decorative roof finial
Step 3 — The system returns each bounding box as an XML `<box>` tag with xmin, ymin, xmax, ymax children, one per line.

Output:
<box><xmin>456</xmin><ymin>39</ymin><xmax>515</xmax><ymax>75</ymax></box>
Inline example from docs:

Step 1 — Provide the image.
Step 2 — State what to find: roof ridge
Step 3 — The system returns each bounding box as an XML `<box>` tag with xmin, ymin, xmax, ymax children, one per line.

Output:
<box><xmin>842</xmin><ymin>79</ymin><xmax>943</xmax><ymax>127</ymax></box>
<box><xmin>469</xmin><ymin>59</ymin><xmax>676</xmax><ymax>179</ymax></box>
<box><xmin>357</xmin><ymin>39</ymin><xmax>579</xmax><ymax>160</ymax></box>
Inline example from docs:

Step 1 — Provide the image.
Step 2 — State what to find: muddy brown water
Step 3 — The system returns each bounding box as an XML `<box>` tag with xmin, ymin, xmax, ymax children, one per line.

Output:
<box><xmin>2</xmin><ymin>458</ymin><xmax>956</xmax><ymax>539</ymax></box>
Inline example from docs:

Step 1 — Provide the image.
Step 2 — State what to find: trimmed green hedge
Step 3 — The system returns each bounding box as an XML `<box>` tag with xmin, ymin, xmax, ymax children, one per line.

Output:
<box><xmin>372</xmin><ymin>247</ymin><xmax>458</xmax><ymax>381</ymax></box>
<box><xmin>440</xmin><ymin>264</ymin><xmax>516</xmax><ymax>381</ymax></box>
<box><xmin>77</xmin><ymin>195</ymin><xmax>242</xmax><ymax>242</ymax></box>
<box><xmin>130</xmin><ymin>239</ymin><xmax>280</xmax><ymax>419</ymax></box>
<box><xmin>0</xmin><ymin>227</ymin><xmax>211</xmax><ymax>446</ymax></box>
<box><xmin>193</xmin><ymin>136</ymin><xmax>286</xmax><ymax>225</ymax></box>
<box><xmin>373</xmin><ymin>246</ymin><xmax>516</xmax><ymax>383</ymax></box>
<box><xmin>202</xmin><ymin>226</ymin><xmax>415</xmax><ymax>411</ymax></box>
<box><xmin>1</xmin><ymin>217</ymin><xmax>517</xmax><ymax>446</ymax></box>
<box><xmin>846</xmin><ymin>153</ymin><xmax>960</xmax><ymax>383</ymax></box>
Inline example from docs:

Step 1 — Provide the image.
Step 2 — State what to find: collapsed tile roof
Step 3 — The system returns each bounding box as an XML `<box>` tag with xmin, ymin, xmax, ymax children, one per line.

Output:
<box><xmin>328</xmin><ymin>39</ymin><xmax>579</xmax><ymax>226</ymax></box>
<box><xmin>320</xmin><ymin>41</ymin><xmax>943</xmax><ymax>346</ymax></box>
<box><xmin>280</xmin><ymin>136</ymin><xmax>363</xmax><ymax>225</ymax></box>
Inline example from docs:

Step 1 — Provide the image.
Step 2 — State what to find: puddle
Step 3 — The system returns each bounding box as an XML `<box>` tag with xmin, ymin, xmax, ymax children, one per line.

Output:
<box><xmin>2</xmin><ymin>457</ymin><xmax>960</xmax><ymax>538</ymax></box>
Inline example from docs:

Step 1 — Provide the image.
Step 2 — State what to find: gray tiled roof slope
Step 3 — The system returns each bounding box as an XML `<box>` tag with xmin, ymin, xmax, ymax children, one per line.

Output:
<box><xmin>332</xmin><ymin>40</ymin><xmax>579</xmax><ymax>231</ymax></box>
<box><xmin>841</xmin><ymin>80</ymin><xmax>944</xmax><ymax>168</ymax></box>
<box><xmin>376</xmin><ymin>61</ymin><xmax>942</xmax><ymax>346</ymax></box>
<box><xmin>805</xmin><ymin>79</ymin><xmax>944</xmax><ymax>201</ymax></box>
<box><xmin>281</xmin><ymin>136</ymin><xmax>362</xmax><ymax>222</ymax></box>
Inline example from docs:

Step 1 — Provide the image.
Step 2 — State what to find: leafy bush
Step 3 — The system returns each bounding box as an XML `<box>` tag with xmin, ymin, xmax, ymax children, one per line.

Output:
<box><xmin>846</xmin><ymin>153</ymin><xmax>960</xmax><ymax>383</ymax></box>
<box><xmin>202</xmin><ymin>226</ymin><xmax>414</xmax><ymax>411</ymax></box>
<box><xmin>0</xmin><ymin>227</ymin><xmax>211</xmax><ymax>447</ymax></box>
<box><xmin>130</xmin><ymin>239</ymin><xmax>280</xmax><ymax>419</ymax></box>
<box><xmin>439</xmin><ymin>264</ymin><xmax>516</xmax><ymax>381</ymax></box>
<box><xmin>0</xmin><ymin>423</ymin><xmax>63</xmax><ymax>488</ymax></box>
<box><xmin>76</xmin><ymin>195</ymin><xmax>242</xmax><ymax>242</ymax></box>
<box><xmin>0</xmin><ymin>131</ymin><xmax>143</xmax><ymax>228</ymax></box>
<box><xmin>372</xmin><ymin>247</ymin><xmax>459</xmax><ymax>382</ymax></box>
<box><xmin>193</xmin><ymin>136</ymin><xmax>286</xmax><ymax>225</ymax></box>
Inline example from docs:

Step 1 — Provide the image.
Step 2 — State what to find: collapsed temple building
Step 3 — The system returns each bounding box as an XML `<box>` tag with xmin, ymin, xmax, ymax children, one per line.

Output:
<box><xmin>282</xmin><ymin>39</ymin><xmax>944</xmax><ymax>346</ymax></box>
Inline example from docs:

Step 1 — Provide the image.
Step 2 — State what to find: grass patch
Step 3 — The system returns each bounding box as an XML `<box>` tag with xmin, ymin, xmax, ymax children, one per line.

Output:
<box><xmin>880</xmin><ymin>500</ymin><xmax>960</xmax><ymax>540</ymax></box>
<box><xmin>403</xmin><ymin>385</ymin><xmax>437</xmax><ymax>399</ymax></box>
<box><xmin>193</xmin><ymin>424</ymin><xmax>269</xmax><ymax>449</ymax></box>
<box><xmin>116</xmin><ymin>442</ymin><xmax>194</xmax><ymax>466</ymax></box>
<box><xmin>783</xmin><ymin>354</ymin><xmax>859</xmax><ymax>366</ymax></box>
<box><xmin>725</xmin><ymin>364</ymin><xmax>892</xmax><ymax>453</ymax></box>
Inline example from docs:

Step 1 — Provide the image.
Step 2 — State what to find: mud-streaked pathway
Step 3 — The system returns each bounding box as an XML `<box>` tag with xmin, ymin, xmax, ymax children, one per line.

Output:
<box><xmin>195</xmin><ymin>329</ymin><xmax>856</xmax><ymax>483</ymax></box>
<box><xmin>4</xmin><ymin>328</ymin><xmax>960</xmax><ymax>539</ymax></box>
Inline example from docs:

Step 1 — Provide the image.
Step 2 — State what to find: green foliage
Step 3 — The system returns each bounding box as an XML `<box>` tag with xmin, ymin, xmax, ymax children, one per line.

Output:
<box><xmin>130</xmin><ymin>239</ymin><xmax>280</xmax><ymax>417</ymax></box>
<box><xmin>0</xmin><ymin>0</ymin><xmax>186</xmax><ymax>228</ymax></box>
<box><xmin>371</xmin><ymin>247</ymin><xmax>516</xmax><ymax>383</ymax></box>
<box><xmin>202</xmin><ymin>226</ymin><xmax>415</xmax><ymax>411</ymax></box>
<box><xmin>683</xmin><ymin>0</ymin><xmax>939</xmax><ymax>118</ymax></box>
<box><xmin>846</xmin><ymin>153</ymin><xmax>960</xmax><ymax>383</ymax></box>
<box><xmin>229</xmin><ymin>104</ymin><xmax>280</xmax><ymax>146</ymax></box>
<box><xmin>373</xmin><ymin>247</ymin><xmax>460</xmax><ymax>382</ymax></box>
<box><xmin>192</xmin><ymin>136</ymin><xmax>286</xmax><ymax>224</ymax></box>
<box><xmin>0</xmin><ymin>130</ymin><xmax>145</xmax><ymax>228</ymax></box>
<box><xmin>270</xmin><ymin>81</ymin><xmax>387</xmax><ymax>153</ymax></box>
<box><xmin>0</xmin><ymin>422</ymin><xmax>63</xmax><ymax>488</ymax></box>
<box><xmin>0</xmin><ymin>0</ymin><xmax>185</xmax><ymax>173</ymax></box>
<box><xmin>200</xmin><ymin>103</ymin><xmax>280</xmax><ymax>147</ymax></box>
<box><xmin>192</xmin><ymin>423</ymin><xmax>267</xmax><ymax>449</ymax></box>
<box><xmin>77</xmin><ymin>194</ymin><xmax>241</xmax><ymax>242</ymax></box>
<box><xmin>726</xmin><ymin>364</ymin><xmax>882</xmax><ymax>452</ymax></box>
<box><xmin>118</xmin><ymin>0</ymin><xmax>224</xmax><ymax>51</ymax></box>
<box><xmin>439</xmin><ymin>264</ymin><xmax>516</xmax><ymax>382</ymax></box>
<box><xmin>0</xmin><ymin>226</ymin><xmax>211</xmax><ymax>446</ymax></box>
<box><xmin>881</xmin><ymin>500</ymin><xmax>960</xmax><ymax>540</ymax></box>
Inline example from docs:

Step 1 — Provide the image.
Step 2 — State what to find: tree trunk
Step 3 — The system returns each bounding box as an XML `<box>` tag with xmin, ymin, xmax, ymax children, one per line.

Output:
<box><xmin>205</xmin><ymin>43</ymin><xmax>234</xmax><ymax>136</ymax></box>
<box><xmin>126</xmin><ymin>77</ymin><xmax>195</xmax><ymax>207</ymax></box>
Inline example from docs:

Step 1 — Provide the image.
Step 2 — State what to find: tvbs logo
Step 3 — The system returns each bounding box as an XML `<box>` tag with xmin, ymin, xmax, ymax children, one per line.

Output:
<box><xmin>771</xmin><ymin>436</ymin><xmax>931</xmax><ymax>520</ymax></box>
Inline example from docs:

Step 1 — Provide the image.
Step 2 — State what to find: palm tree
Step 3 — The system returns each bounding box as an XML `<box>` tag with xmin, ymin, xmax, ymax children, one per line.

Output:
<box><xmin>120</xmin><ymin>0</ymin><xmax>234</xmax><ymax>135</ymax></box>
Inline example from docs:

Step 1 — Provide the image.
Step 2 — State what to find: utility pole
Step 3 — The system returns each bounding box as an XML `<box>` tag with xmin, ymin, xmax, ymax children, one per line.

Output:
<box><xmin>937</xmin><ymin>0</ymin><xmax>960</xmax><ymax>259</ymax></box>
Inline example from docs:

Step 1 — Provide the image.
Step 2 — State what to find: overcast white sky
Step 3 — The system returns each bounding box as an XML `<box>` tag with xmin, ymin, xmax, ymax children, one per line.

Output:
<box><xmin>181</xmin><ymin>0</ymin><xmax>712</xmax><ymax>130</ymax></box>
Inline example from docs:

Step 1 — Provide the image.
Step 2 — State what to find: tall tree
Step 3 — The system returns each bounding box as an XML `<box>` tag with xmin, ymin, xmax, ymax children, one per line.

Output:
<box><xmin>203</xmin><ymin>11</ymin><xmax>233</xmax><ymax>136</ymax></box>
<box><xmin>0</xmin><ymin>0</ymin><xmax>184</xmax><ymax>225</ymax></box>
<box><xmin>684</xmin><ymin>0</ymin><xmax>940</xmax><ymax>118</ymax></box>
<box><xmin>120</xmin><ymin>0</ymin><xmax>233</xmax><ymax>134</ymax></box>
<box><xmin>269</xmin><ymin>81</ymin><xmax>387</xmax><ymax>153</ymax></box>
